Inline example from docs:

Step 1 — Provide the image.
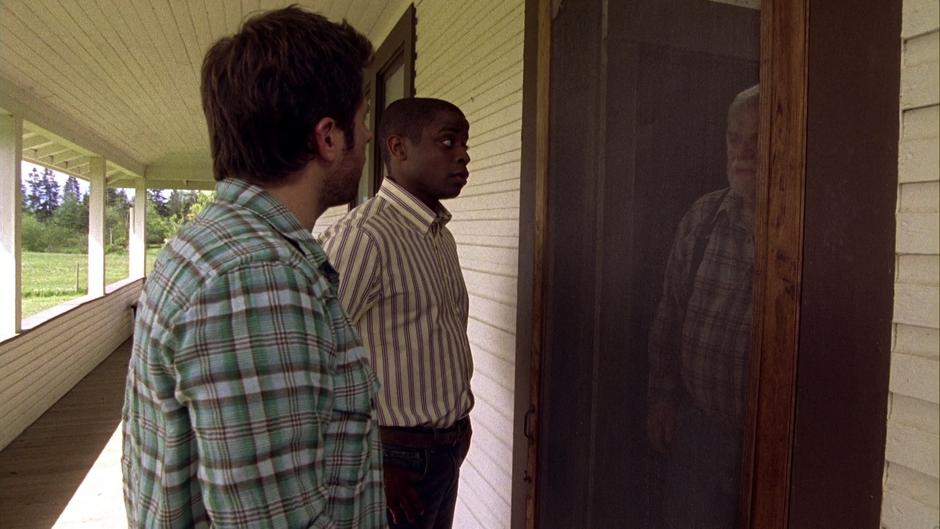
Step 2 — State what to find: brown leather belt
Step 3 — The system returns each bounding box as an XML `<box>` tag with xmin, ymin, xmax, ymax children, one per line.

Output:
<box><xmin>380</xmin><ymin>417</ymin><xmax>471</xmax><ymax>449</ymax></box>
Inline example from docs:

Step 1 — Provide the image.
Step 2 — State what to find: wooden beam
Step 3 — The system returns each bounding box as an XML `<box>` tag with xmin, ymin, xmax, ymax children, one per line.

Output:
<box><xmin>56</xmin><ymin>152</ymin><xmax>86</xmax><ymax>165</ymax></box>
<box><xmin>22</xmin><ymin>135</ymin><xmax>50</xmax><ymax>150</ymax></box>
<box><xmin>0</xmin><ymin>78</ymin><xmax>146</xmax><ymax>177</ymax></box>
<box><xmin>58</xmin><ymin>156</ymin><xmax>89</xmax><ymax>173</ymax></box>
<box><xmin>87</xmin><ymin>157</ymin><xmax>106</xmax><ymax>297</ymax></box>
<box><xmin>129</xmin><ymin>179</ymin><xmax>146</xmax><ymax>279</ymax></box>
<box><xmin>525</xmin><ymin>1</ymin><xmax>551</xmax><ymax>528</ymax></box>
<box><xmin>740</xmin><ymin>0</ymin><xmax>808</xmax><ymax>527</ymax></box>
<box><xmin>107</xmin><ymin>161</ymin><xmax>142</xmax><ymax>182</ymax></box>
<box><xmin>0</xmin><ymin>113</ymin><xmax>23</xmax><ymax>338</ymax></box>
<box><xmin>144</xmin><ymin>162</ymin><xmax>214</xmax><ymax>184</ymax></box>
<box><xmin>141</xmin><ymin>178</ymin><xmax>216</xmax><ymax>191</ymax></box>
<box><xmin>20</xmin><ymin>156</ymin><xmax>90</xmax><ymax>182</ymax></box>
<box><xmin>107</xmin><ymin>176</ymin><xmax>135</xmax><ymax>188</ymax></box>
<box><xmin>33</xmin><ymin>143</ymin><xmax>71</xmax><ymax>160</ymax></box>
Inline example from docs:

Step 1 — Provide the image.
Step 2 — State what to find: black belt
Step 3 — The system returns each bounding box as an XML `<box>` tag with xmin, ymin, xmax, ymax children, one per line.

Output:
<box><xmin>380</xmin><ymin>417</ymin><xmax>471</xmax><ymax>448</ymax></box>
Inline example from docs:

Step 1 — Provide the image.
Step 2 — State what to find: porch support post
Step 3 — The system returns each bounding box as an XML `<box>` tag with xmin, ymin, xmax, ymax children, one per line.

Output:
<box><xmin>0</xmin><ymin>112</ymin><xmax>22</xmax><ymax>337</ymax></box>
<box><xmin>129</xmin><ymin>179</ymin><xmax>146</xmax><ymax>278</ymax></box>
<box><xmin>87</xmin><ymin>156</ymin><xmax>106</xmax><ymax>296</ymax></box>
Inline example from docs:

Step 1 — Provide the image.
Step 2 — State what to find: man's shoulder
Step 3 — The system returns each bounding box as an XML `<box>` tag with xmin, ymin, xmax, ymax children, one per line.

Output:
<box><xmin>689</xmin><ymin>187</ymin><xmax>730</xmax><ymax>213</ymax></box>
<box><xmin>321</xmin><ymin>196</ymin><xmax>392</xmax><ymax>244</ymax></box>
<box><xmin>681</xmin><ymin>187</ymin><xmax>729</xmax><ymax>223</ymax></box>
<box><xmin>669</xmin><ymin>187</ymin><xmax>730</xmax><ymax>241</ymax></box>
<box><xmin>190</xmin><ymin>201</ymin><xmax>304</xmax><ymax>261</ymax></box>
<box><xmin>150</xmin><ymin>202</ymin><xmax>309</xmax><ymax>303</ymax></box>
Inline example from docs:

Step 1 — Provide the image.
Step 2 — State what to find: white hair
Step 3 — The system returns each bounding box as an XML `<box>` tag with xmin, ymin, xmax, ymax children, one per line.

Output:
<box><xmin>728</xmin><ymin>84</ymin><xmax>760</xmax><ymax>120</ymax></box>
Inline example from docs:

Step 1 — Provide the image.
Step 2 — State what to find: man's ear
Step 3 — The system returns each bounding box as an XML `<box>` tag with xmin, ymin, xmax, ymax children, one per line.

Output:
<box><xmin>312</xmin><ymin>117</ymin><xmax>342</xmax><ymax>163</ymax></box>
<box><xmin>386</xmin><ymin>135</ymin><xmax>408</xmax><ymax>162</ymax></box>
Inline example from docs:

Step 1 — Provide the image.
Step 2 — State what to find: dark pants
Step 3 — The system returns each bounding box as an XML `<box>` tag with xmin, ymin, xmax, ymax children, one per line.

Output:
<box><xmin>661</xmin><ymin>406</ymin><xmax>743</xmax><ymax>529</ymax></box>
<box><xmin>382</xmin><ymin>421</ymin><xmax>472</xmax><ymax>529</ymax></box>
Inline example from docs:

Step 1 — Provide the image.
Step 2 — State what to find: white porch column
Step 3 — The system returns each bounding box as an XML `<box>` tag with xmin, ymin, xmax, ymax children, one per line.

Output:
<box><xmin>129</xmin><ymin>179</ymin><xmax>146</xmax><ymax>278</ymax></box>
<box><xmin>87</xmin><ymin>156</ymin><xmax>106</xmax><ymax>296</ymax></box>
<box><xmin>0</xmin><ymin>113</ymin><xmax>22</xmax><ymax>336</ymax></box>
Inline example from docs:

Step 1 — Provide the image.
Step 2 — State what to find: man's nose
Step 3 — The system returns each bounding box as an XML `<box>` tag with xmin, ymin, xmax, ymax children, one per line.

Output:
<box><xmin>736</xmin><ymin>141</ymin><xmax>757</xmax><ymax>159</ymax></box>
<box><xmin>457</xmin><ymin>146</ymin><xmax>470</xmax><ymax>165</ymax></box>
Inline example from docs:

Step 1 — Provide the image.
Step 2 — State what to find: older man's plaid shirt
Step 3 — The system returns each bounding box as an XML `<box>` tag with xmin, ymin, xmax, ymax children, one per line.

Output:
<box><xmin>648</xmin><ymin>188</ymin><xmax>755</xmax><ymax>424</ymax></box>
<box><xmin>122</xmin><ymin>178</ymin><xmax>386</xmax><ymax>528</ymax></box>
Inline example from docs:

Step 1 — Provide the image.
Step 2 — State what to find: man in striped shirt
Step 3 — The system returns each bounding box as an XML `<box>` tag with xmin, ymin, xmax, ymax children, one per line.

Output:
<box><xmin>122</xmin><ymin>8</ymin><xmax>386</xmax><ymax>528</ymax></box>
<box><xmin>321</xmin><ymin>98</ymin><xmax>474</xmax><ymax>529</ymax></box>
<box><xmin>647</xmin><ymin>85</ymin><xmax>760</xmax><ymax>528</ymax></box>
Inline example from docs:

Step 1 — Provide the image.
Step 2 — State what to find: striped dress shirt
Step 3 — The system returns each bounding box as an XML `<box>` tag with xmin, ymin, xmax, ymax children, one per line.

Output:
<box><xmin>122</xmin><ymin>178</ymin><xmax>385</xmax><ymax>529</ymax></box>
<box><xmin>320</xmin><ymin>178</ymin><xmax>474</xmax><ymax>429</ymax></box>
<box><xmin>648</xmin><ymin>188</ymin><xmax>754</xmax><ymax>424</ymax></box>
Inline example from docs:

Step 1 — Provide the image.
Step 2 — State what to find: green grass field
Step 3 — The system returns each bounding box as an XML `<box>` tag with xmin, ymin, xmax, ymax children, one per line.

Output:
<box><xmin>22</xmin><ymin>248</ymin><xmax>161</xmax><ymax>318</ymax></box>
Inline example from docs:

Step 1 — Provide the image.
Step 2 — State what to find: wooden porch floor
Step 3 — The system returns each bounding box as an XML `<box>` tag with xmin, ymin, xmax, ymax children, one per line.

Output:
<box><xmin>0</xmin><ymin>339</ymin><xmax>131</xmax><ymax>529</ymax></box>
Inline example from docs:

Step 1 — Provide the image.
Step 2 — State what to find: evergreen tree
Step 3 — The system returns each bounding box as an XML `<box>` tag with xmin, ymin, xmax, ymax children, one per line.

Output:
<box><xmin>166</xmin><ymin>189</ymin><xmax>196</xmax><ymax>219</ymax></box>
<box><xmin>148</xmin><ymin>189</ymin><xmax>170</xmax><ymax>217</ymax></box>
<box><xmin>25</xmin><ymin>167</ymin><xmax>43</xmax><ymax>214</ymax></box>
<box><xmin>63</xmin><ymin>176</ymin><xmax>81</xmax><ymax>201</ymax></box>
<box><xmin>34</xmin><ymin>168</ymin><xmax>60</xmax><ymax>221</ymax></box>
<box><xmin>107</xmin><ymin>187</ymin><xmax>130</xmax><ymax>211</ymax></box>
<box><xmin>53</xmin><ymin>189</ymin><xmax>88</xmax><ymax>233</ymax></box>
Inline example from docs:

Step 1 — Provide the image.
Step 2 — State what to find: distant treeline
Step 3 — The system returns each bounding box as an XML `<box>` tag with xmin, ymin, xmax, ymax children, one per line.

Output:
<box><xmin>21</xmin><ymin>166</ymin><xmax>213</xmax><ymax>253</ymax></box>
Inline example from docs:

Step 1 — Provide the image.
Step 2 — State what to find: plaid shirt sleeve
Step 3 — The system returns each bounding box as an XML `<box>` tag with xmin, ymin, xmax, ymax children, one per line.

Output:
<box><xmin>648</xmin><ymin>202</ymin><xmax>703</xmax><ymax>403</ymax></box>
<box><xmin>172</xmin><ymin>260</ymin><xmax>341</xmax><ymax>529</ymax></box>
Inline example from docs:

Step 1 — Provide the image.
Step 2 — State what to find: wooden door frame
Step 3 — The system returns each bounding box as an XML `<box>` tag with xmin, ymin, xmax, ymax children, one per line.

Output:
<box><xmin>738</xmin><ymin>0</ymin><xmax>807</xmax><ymax>525</ymax></box>
<box><xmin>513</xmin><ymin>0</ymin><xmax>899</xmax><ymax>528</ymax></box>
<box><xmin>511</xmin><ymin>0</ymin><xmax>551</xmax><ymax>527</ymax></box>
<box><xmin>361</xmin><ymin>3</ymin><xmax>415</xmax><ymax>202</ymax></box>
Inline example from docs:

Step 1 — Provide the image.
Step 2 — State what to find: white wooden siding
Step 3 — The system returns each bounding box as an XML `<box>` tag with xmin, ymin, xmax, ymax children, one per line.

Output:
<box><xmin>0</xmin><ymin>280</ymin><xmax>141</xmax><ymax>450</ymax></box>
<box><xmin>414</xmin><ymin>1</ymin><xmax>524</xmax><ymax>527</ymax></box>
<box><xmin>882</xmin><ymin>0</ymin><xmax>940</xmax><ymax>527</ymax></box>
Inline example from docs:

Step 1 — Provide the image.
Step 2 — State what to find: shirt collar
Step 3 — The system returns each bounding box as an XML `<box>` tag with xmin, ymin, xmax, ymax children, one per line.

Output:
<box><xmin>215</xmin><ymin>177</ymin><xmax>330</xmax><ymax>269</ymax></box>
<box><xmin>377</xmin><ymin>178</ymin><xmax>452</xmax><ymax>235</ymax></box>
<box><xmin>714</xmin><ymin>187</ymin><xmax>752</xmax><ymax>229</ymax></box>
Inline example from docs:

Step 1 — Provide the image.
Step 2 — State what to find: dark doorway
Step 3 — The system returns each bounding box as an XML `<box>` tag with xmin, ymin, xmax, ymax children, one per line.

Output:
<box><xmin>536</xmin><ymin>1</ymin><xmax>760</xmax><ymax>527</ymax></box>
<box><xmin>514</xmin><ymin>0</ymin><xmax>900</xmax><ymax>527</ymax></box>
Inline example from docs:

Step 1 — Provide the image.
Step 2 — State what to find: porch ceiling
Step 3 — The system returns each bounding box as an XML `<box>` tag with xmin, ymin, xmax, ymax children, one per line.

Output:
<box><xmin>0</xmin><ymin>0</ymin><xmax>408</xmax><ymax>189</ymax></box>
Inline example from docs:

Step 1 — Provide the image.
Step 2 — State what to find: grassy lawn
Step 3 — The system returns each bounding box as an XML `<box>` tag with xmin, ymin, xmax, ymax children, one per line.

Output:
<box><xmin>22</xmin><ymin>248</ymin><xmax>161</xmax><ymax>318</ymax></box>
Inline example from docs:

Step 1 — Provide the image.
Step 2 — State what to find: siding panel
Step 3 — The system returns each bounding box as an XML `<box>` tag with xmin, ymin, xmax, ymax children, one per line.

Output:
<box><xmin>882</xmin><ymin>487</ymin><xmax>940</xmax><ymax>529</ymax></box>
<box><xmin>896</xmin><ymin>212</ymin><xmax>940</xmax><ymax>254</ymax></box>
<box><xmin>900</xmin><ymin>45</ymin><xmax>940</xmax><ymax>109</ymax></box>
<box><xmin>887</xmin><ymin>461</ymin><xmax>940</xmax><ymax>509</ymax></box>
<box><xmin>895</xmin><ymin>324</ymin><xmax>940</xmax><ymax>359</ymax></box>
<box><xmin>902</xmin><ymin>0</ymin><xmax>940</xmax><ymax>37</ymax></box>
<box><xmin>883</xmin><ymin>5</ymin><xmax>940</xmax><ymax>527</ymax></box>
<box><xmin>899</xmin><ymin>182</ymin><xmax>940</xmax><ymax>212</ymax></box>
<box><xmin>415</xmin><ymin>1</ymin><xmax>524</xmax><ymax>525</ymax></box>
<box><xmin>897</xmin><ymin>255</ymin><xmax>940</xmax><ymax>285</ymax></box>
<box><xmin>0</xmin><ymin>281</ymin><xmax>141</xmax><ymax>450</ymax></box>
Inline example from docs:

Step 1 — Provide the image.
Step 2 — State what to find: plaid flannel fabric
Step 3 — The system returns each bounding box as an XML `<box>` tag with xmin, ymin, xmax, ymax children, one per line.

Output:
<box><xmin>648</xmin><ymin>188</ymin><xmax>755</xmax><ymax>424</ymax></box>
<box><xmin>122</xmin><ymin>178</ymin><xmax>386</xmax><ymax>528</ymax></box>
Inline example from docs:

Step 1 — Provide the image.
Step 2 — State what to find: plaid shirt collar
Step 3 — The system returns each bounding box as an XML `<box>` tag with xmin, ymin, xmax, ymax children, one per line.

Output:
<box><xmin>377</xmin><ymin>177</ymin><xmax>453</xmax><ymax>235</ymax></box>
<box><xmin>215</xmin><ymin>177</ymin><xmax>333</xmax><ymax>272</ymax></box>
<box><xmin>713</xmin><ymin>188</ymin><xmax>752</xmax><ymax>231</ymax></box>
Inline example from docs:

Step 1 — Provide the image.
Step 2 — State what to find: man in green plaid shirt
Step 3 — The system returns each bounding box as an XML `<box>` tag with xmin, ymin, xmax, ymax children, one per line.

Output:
<box><xmin>122</xmin><ymin>7</ymin><xmax>385</xmax><ymax>528</ymax></box>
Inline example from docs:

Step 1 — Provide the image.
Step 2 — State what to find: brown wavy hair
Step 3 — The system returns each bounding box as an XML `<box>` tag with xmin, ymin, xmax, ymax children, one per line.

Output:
<box><xmin>201</xmin><ymin>5</ymin><xmax>373</xmax><ymax>183</ymax></box>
